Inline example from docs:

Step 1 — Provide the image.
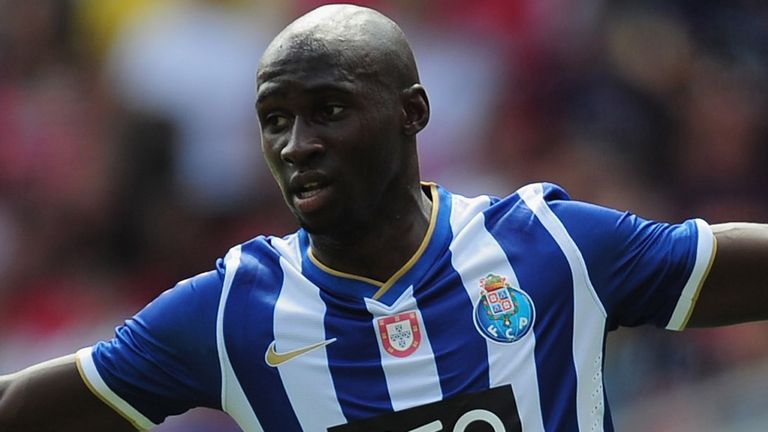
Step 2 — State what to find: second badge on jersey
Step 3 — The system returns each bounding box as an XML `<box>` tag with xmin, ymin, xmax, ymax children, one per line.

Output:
<box><xmin>474</xmin><ymin>273</ymin><xmax>535</xmax><ymax>343</ymax></box>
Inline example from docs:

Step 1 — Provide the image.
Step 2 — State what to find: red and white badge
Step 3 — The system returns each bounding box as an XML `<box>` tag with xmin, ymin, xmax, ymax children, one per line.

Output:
<box><xmin>377</xmin><ymin>311</ymin><xmax>421</xmax><ymax>358</ymax></box>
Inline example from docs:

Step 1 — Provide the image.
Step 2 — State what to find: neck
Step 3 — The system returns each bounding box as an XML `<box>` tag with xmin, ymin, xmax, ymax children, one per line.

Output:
<box><xmin>309</xmin><ymin>183</ymin><xmax>433</xmax><ymax>283</ymax></box>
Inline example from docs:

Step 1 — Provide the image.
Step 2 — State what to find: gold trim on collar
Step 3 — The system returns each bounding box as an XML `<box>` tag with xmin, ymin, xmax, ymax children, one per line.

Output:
<box><xmin>308</xmin><ymin>250</ymin><xmax>385</xmax><ymax>287</ymax></box>
<box><xmin>371</xmin><ymin>183</ymin><xmax>438</xmax><ymax>299</ymax></box>
<box><xmin>308</xmin><ymin>183</ymin><xmax>440</xmax><ymax>300</ymax></box>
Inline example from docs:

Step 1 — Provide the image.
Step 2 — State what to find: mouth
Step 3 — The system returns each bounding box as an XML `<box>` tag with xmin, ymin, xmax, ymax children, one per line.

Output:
<box><xmin>289</xmin><ymin>174</ymin><xmax>333</xmax><ymax>214</ymax></box>
<box><xmin>296</xmin><ymin>181</ymin><xmax>326</xmax><ymax>199</ymax></box>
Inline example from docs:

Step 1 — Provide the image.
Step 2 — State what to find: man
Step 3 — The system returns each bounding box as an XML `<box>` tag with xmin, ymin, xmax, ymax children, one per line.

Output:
<box><xmin>0</xmin><ymin>4</ymin><xmax>766</xmax><ymax>431</ymax></box>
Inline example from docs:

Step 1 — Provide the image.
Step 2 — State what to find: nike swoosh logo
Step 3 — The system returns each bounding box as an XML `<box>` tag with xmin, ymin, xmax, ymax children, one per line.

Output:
<box><xmin>264</xmin><ymin>338</ymin><xmax>337</xmax><ymax>367</ymax></box>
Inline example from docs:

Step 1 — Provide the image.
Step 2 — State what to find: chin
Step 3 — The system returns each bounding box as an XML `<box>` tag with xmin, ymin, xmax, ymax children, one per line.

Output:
<box><xmin>298</xmin><ymin>217</ymin><xmax>363</xmax><ymax>241</ymax></box>
<box><xmin>295</xmin><ymin>203</ymin><xmax>374</xmax><ymax>239</ymax></box>
<box><xmin>297</xmin><ymin>221</ymin><xmax>326</xmax><ymax>235</ymax></box>
<box><xmin>296</xmin><ymin>213</ymin><xmax>336</xmax><ymax>236</ymax></box>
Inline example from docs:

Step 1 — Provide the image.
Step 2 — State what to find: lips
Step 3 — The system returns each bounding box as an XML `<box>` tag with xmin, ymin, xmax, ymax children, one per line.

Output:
<box><xmin>288</xmin><ymin>172</ymin><xmax>333</xmax><ymax>213</ymax></box>
<box><xmin>296</xmin><ymin>181</ymin><xmax>326</xmax><ymax>199</ymax></box>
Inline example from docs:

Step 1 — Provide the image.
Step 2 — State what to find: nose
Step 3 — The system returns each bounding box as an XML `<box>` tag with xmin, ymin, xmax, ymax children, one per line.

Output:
<box><xmin>280</xmin><ymin>117</ymin><xmax>325</xmax><ymax>167</ymax></box>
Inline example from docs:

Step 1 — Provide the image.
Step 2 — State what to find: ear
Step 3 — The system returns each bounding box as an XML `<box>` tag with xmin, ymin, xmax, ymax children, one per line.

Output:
<box><xmin>401</xmin><ymin>84</ymin><xmax>430</xmax><ymax>136</ymax></box>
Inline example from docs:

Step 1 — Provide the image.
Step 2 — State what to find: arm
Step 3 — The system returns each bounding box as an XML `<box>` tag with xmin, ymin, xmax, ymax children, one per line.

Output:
<box><xmin>0</xmin><ymin>355</ymin><xmax>137</xmax><ymax>432</ymax></box>
<box><xmin>688</xmin><ymin>222</ymin><xmax>768</xmax><ymax>327</ymax></box>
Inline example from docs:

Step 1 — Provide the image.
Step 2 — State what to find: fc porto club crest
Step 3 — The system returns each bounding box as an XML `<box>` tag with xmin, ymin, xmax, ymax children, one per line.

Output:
<box><xmin>474</xmin><ymin>273</ymin><xmax>535</xmax><ymax>343</ymax></box>
<box><xmin>377</xmin><ymin>311</ymin><xmax>421</xmax><ymax>358</ymax></box>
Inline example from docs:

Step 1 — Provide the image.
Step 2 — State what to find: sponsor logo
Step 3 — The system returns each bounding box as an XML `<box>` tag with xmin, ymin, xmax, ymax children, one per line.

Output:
<box><xmin>474</xmin><ymin>274</ymin><xmax>535</xmax><ymax>343</ymax></box>
<box><xmin>329</xmin><ymin>385</ymin><xmax>520</xmax><ymax>432</ymax></box>
<box><xmin>264</xmin><ymin>338</ymin><xmax>336</xmax><ymax>367</ymax></box>
<box><xmin>378</xmin><ymin>311</ymin><xmax>421</xmax><ymax>358</ymax></box>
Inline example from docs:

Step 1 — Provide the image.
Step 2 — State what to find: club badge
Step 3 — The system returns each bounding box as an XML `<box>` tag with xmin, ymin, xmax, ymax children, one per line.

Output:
<box><xmin>474</xmin><ymin>273</ymin><xmax>535</xmax><ymax>343</ymax></box>
<box><xmin>377</xmin><ymin>311</ymin><xmax>421</xmax><ymax>358</ymax></box>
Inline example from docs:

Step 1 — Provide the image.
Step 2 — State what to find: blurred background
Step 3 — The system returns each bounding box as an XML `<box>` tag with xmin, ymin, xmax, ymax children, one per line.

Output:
<box><xmin>1</xmin><ymin>0</ymin><xmax>767</xmax><ymax>430</ymax></box>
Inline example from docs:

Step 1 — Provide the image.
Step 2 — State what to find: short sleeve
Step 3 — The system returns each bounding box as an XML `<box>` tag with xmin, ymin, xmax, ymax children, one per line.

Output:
<box><xmin>546</xmin><ymin>191</ymin><xmax>716</xmax><ymax>331</ymax></box>
<box><xmin>76</xmin><ymin>267</ymin><xmax>225</xmax><ymax>429</ymax></box>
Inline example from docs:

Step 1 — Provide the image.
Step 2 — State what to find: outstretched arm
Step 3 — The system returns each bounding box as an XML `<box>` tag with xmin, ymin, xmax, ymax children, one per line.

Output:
<box><xmin>688</xmin><ymin>222</ymin><xmax>768</xmax><ymax>327</ymax></box>
<box><xmin>0</xmin><ymin>354</ymin><xmax>137</xmax><ymax>432</ymax></box>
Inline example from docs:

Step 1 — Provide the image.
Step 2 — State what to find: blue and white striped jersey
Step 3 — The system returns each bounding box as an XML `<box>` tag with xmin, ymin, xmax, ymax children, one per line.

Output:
<box><xmin>76</xmin><ymin>182</ymin><xmax>715</xmax><ymax>432</ymax></box>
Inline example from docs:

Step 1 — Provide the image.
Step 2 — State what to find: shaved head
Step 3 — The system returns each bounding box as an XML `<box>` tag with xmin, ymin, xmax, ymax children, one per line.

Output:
<box><xmin>258</xmin><ymin>4</ymin><xmax>420</xmax><ymax>91</ymax></box>
<box><xmin>256</xmin><ymin>3</ymin><xmax>431</xmax><ymax>242</ymax></box>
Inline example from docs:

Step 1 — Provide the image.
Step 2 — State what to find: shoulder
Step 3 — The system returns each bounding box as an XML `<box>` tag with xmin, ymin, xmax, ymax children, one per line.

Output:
<box><xmin>476</xmin><ymin>182</ymin><xmax>573</xmax><ymax>211</ymax></box>
<box><xmin>221</xmin><ymin>232</ymin><xmax>303</xmax><ymax>275</ymax></box>
<box><xmin>436</xmin><ymin>182</ymin><xmax>573</xmax><ymax>233</ymax></box>
<box><xmin>502</xmin><ymin>182</ymin><xmax>571</xmax><ymax>207</ymax></box>
<box><xmin>206</xmin><ymin>233</ymin><xmax>304</xmax><ymax>303</ymax></box>
<box><xmin>478</xmin><ymin>182</ymin><xmax>573</xmax><ymax>223</ymax></box>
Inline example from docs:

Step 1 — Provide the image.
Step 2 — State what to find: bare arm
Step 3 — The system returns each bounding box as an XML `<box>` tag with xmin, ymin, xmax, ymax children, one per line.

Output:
<box><xmin>688</xmin><ymin>222</ymin><xmax>768</xmax><ymax>327</ymax></box>
<box><xmin>0</xmin><ymin>354</ymin><xmax>138</xmax><ymax>432</ymax></box>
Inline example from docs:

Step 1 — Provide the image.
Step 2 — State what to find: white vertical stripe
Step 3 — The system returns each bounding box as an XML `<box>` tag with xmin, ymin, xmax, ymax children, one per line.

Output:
<box><xmin>273</xmin><ymin>258</ymin><xmax>347</xmax><ymax>431</ymax></box>
<box><xmin>666</xmin><ymin>219</ymin><xmax>716</xmax><ymax>330</ymax></box>
<box><xmin>364</xmin><ymin>287</ymin><xmax>443</xmax><ymax>411</ymax></box>
<box><xmin>76</xmin><ymin>347</ymin><xmax>156</xmax><ymax>430</ymax></box>
<box><xmin>519</xmin><ymin>183</ymin><xmax>606</xmax><ymax>432</ymax></box>
<box><xmin>270</xmin><ymin>234</ymin><xmax>303</xmax><ymax>269</ymax></box>
<box><xmin>217</xmin><ymin>246</ymin><xmax>265</xmax><ymax>432</ymax></box>
<box><xmin>448</xmin><ymin>193</ymin><xmax>546</xmax><ymax>432</ymax></box>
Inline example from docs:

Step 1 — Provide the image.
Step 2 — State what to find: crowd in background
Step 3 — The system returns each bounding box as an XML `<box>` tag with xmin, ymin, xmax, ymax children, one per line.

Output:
<box><xmin>1</xmin><ymin>0</ymin><xmax>767</xmax><ymax>430</ymax></box>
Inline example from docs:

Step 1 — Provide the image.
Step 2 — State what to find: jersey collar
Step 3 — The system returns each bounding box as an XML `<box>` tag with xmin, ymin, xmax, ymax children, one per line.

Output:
<box><xmin>299</xmin><ymin>183</ymin><xmax>452</xmax><ymax>305</ymax></box>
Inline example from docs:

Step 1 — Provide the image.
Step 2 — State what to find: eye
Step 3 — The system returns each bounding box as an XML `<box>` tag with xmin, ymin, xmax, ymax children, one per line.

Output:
<box><xmin>264</xmin><ymin>113</ymin><xmax>290</xmax><ymax>132</ymax></box>
<box><xmin>319</xmin><ymin>104</ymin><xmax>345</xmax><ymax>121</ymax></box>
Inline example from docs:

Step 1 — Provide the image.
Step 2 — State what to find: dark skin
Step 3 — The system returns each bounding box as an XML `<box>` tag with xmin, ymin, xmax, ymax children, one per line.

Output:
<box><xmin>690</xmin><ymin>223</ymin><xmax>768</xmax><ymax>327</ymax></box>
<box><xmin>256</xmin><ymin>5</ymin><xmax>430</xmax><ymax>282</ymax></box>
<box><xmin>0</xmin><ymin>4</ymin><xmax>765</xmax><ymax>431</ymax></box>
<box><xmin>0</xmin><ymin>354</ymin><xmax>137</xmax><ymax>431</ymax></box>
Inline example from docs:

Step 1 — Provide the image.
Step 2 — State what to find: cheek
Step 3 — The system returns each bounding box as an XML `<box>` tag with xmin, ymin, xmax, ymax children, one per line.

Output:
<box><xmin>262</xmin><ymin>151</ymin><xmax>279</xmax><ymax>178</ymax></box>
<box><xmin>261</xmin><ymin>135</ymin><xmax>279</xmax><ymax>159</ymax></box>
<box><xmin>332</xmin><ymin>108</ymin><xmax>401</xmax><ymax>182</ymax></box>
<box><xmin>261</xmin><ymin>139</ymin><xmax>288</xmax><ymax>188</ymax></box>
<box><xmin>365</xmin><ymin>127</ymin><xmax>402</xmax><ymax>175</ymax></box>
<box><xmin>261</xmin><ymin>133</ymin><xmax>287</xmax><ymax>164</ymax></box>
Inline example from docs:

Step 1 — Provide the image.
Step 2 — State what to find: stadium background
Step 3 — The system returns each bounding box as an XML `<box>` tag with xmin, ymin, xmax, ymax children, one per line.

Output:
<box><xmin>1</xmin><ymin>0</ymin><xmax>767</xmax><ymax>430</ymax></box>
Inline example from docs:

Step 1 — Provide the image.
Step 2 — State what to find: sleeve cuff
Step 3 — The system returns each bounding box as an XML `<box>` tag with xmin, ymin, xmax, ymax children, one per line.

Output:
<box><xmin>75</xmin><ymin>347</ymin><xmax>157</xmax><ymax>431</ymax></box>
<box><xmin>665</xmin><ymin>219</ymin><xmax>717</xmax><ymax>331</ymax></box>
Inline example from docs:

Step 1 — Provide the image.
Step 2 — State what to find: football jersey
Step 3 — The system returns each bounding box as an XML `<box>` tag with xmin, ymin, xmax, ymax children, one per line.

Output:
<box><xmin>76</xmin><ymin>182</ymin><xmax>716</xmax><ymax>432</ymax></box>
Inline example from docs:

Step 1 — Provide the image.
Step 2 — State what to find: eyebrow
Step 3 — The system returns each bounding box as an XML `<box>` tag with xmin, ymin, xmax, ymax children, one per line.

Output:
<box><xmin>255</xmin><ymin>85</ymin><xmax>283</xmax><ymax>106</ymax></box>
<box><xmin>256</xmin><ymin>81</ymin><xmax>356</xmax><ymax>107</ymax></box>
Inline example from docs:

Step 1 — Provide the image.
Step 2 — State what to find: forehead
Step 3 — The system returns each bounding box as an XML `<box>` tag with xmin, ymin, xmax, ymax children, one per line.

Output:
<box><xmin>257</xmin><ymin>33</ymin><xmax>383</xmax><ymax>102</ymax></box>
<box><xmin>257</xmin><ymin>61</ymin><xmax>362</xmax><ymax>107</ymax></box>
<box><xmin>259</xmin><ymin>48</ymin><xmax>348</xmax><ymax>85</ymax></box>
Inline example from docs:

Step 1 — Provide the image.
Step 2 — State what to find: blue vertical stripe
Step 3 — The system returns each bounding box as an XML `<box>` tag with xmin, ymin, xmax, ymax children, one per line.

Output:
<box><xmin>484</xmin><ymin>195</ymin><xmax>580</xmax><ymax>431</ymax></box>
<box><xmin>224</xmin><ymin>238</ymin><xmax>304</xmax><ymax>431</ymax></box>
<box><xmin>302</xmin><ymin>229</ymin><xmax>393</xmax><ymax>421</ymax></box>
<box><xmin>319</xmin><ymin>288</ymin><xmax>394</xmax><ymax>420</ymax></box>
<box><xmin>415</xmin><ymin>253</ymin><xmax>491</xmax><ymax>397</ymax></box>
<box><xmin>413</xmin><ymin>189</ymin><xmax>491</xmax><ymax>397</ymax></box>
